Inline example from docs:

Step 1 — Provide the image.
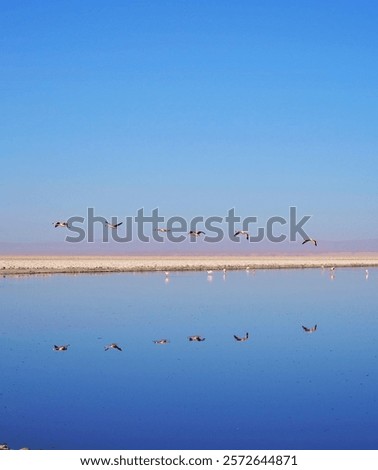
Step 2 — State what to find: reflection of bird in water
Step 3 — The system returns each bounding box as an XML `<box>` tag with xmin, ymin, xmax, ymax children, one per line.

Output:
<box><xmin>234</xmin><ymin>332</ymin><xmax>249</xmax><ymax>342</ymax></box>
<box><xmin>153</xmin><ymin>339</ymin><xmax>169</xmax><ymax>344</ymax></box>
<box><xmin>302</xmin><ymin>238</ymin><xmax>317</xmax><ymax>246</ymax></box>
<box><xmin>188</xmin><ymin>335</ymin><xmax>205</xmax><ymax>342</ymax></box>
<box><xmin>53</xmin><ymin>344</ymin><xmax>69</xmax><ymax>351</ymax></box>
<box><xmin>0</xmin><ymin>443</ymin><xmax>10</xmax><ymax>450</ymax></box>
<box><xmin>105</xmin><ymin>343</ymin><xmax>122</xmax><ymax>351</ymax></box>
<box><xmin>302</xmin><ymin>325</ymin><xmax>317</xmax><ymax>333</ymax></box>
<box><xmin>105</xmin><ymin>221</ymin><xmax>123</xmax><ymax>229</ymax></box>
<box><xmin>365</xmin><ymin>269</ymin><xmax>369</xmax><ymax>280</ymax></box>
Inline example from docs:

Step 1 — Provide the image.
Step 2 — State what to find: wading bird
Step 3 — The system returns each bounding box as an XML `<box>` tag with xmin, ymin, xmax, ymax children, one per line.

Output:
<box><xmin>234</xmin><ymin>332</ymin><xmax>249</xmax><ymax>342</ymax></box>
<box><xmin>0</xmin><ymin>443</ymin><xmax>10</xmax><ymax>450</ymax></box>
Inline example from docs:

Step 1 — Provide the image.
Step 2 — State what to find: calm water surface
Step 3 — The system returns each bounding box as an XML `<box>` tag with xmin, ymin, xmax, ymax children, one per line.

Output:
<box><xmin>1</xmin><ymin>268</ymin><xmax>377</xmax><ymax>449</ymax></box>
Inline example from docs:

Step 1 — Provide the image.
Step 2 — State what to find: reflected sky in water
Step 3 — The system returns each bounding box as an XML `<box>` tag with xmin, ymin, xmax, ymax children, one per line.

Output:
<box><xmin>1</xmin><ymin>268</ymin><xmax>378</xmax><ymax>450</ymax></box>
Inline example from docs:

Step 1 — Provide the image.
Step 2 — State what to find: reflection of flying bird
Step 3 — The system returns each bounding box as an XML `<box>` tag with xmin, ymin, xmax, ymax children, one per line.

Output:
<box><xmin>104</xmin><ymin>343</ymin><xmax>122</xmax><ymax>351</ymax></box>
<box><xmin>234</xmin><ymin>332</ymin><xmax>249</xmax><ymax>342</ymax></box>
<box><xmin>234</xmin><ymin>230</ymin><xmax>249</xmax><ymax>240</ymax></box>
<box><xmin>302</xmin><ymin>325</ymin><xmax>317</xmax><ymax>333</ymax></box>
<box><xmin>302</xmin><ymin>238</ymin><xmax>317</xmax><ymax>246</ymax></box>
<box><xmin>188</xmin><ymin>231</ymin><xmax>205</xmax><ymax>237</ymax></box>
<box><xmin>188</xmin><ymin>335</ymin><xmax>206</xmax><ymax>342</ymax></box>
<box><xmin>53</xmin><ymin>344</ymin><xmax>70</xmax><ymax>351</ymax></box>
<box><xmin>105</xmin><ymin>221</ymin><xmax>123</xmax><ymax>229</ymax></box>
<box><xmin>153</xmin><ymin>339</ymin><xmax>170</xmax><ymax>344</ymax></box>
<box><xmin>53</xmin><ymin>221</ymin><xmax>69</xmax><ymax>228</ymax></box>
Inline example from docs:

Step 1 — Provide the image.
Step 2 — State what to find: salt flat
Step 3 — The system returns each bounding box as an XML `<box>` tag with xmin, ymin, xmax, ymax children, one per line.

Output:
<box><xmin>1</xmin><ymin>254</ymin><xmax>378</xmax><ymax>275</ymax></box>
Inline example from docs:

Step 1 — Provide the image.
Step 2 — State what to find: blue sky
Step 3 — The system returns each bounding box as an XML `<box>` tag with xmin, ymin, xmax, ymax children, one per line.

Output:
<box><xmin>1</xmin><ymin>1</ymin><xmax>378</xmax><ymax>250</ymax></box>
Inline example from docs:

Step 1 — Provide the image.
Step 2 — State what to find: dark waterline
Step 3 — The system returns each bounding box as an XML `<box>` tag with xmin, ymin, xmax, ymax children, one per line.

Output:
<box><xmin>1</xmin><ymin>268</ymin><xmax>377</xmax><ymax>450</ymax></box>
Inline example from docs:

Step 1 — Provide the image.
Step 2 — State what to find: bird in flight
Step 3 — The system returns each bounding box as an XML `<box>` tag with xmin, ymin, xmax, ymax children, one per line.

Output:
<box><xmin>302</xmin><ymin>325</ymin><xmax>317</xmax><ymax>333</ymax></box>
<box><xmin>153</xmin><ymin>339</ymin><xmax>170</xmax><ymax>344</ymax></box>
<box><xmin>105</xmin><ymin>221</ymin><xmax>123</xmax><ymax>229</ymax></box>
<box><xmin>154</xmin><ymin>228</ymin><xmax>171</xmax><ymax>233</ymax></box>
<box><xmin>188</xmin><ymin>335</ymin><xmax>206</xmax><ymax>342</ymax></box>
<box><xmin>188</xmin><ymin>230</ymin><xmax>205</xmax><ymax>237</ymax></box>
<box><xmin>104</xmin><ymin>343</ymin><xmax>122</xmax><ymax>351</ymax></box>
<box><xmin>234</xmin><ymin>230</ymin><xmax>249</xmax><ymax>240</ymax></box>
<box><xmin>53</xmin><ymin>344</ymin><xmax>70</xmax><ymax>351</ymax></box>
<box><xmin>53</xmin><ymin>221</ymin><xmax>69</xmax><ymax>228</ymax></box>
<box><xmin>302</xmin><ymin>238</ymin><xmax>317</xmax><ymax>246</ymax></box>
<box><xmin>234</xmin><ymin>332</ymin><xmax>249</xmax><ymax>342</ymax></box>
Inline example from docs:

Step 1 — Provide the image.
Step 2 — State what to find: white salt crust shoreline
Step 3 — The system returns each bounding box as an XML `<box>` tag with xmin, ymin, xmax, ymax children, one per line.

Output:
<box><xmin>1</xmin><ymin>255</ymin><xmax>378</xmax><ymax>276</ymax></box>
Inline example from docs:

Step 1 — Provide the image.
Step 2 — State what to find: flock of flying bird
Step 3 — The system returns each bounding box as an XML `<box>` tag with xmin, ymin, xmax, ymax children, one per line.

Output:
<box><xmin>53</xmin><ymin>221</ymin><xmax>318</xmax><ymax>245</ymax></box>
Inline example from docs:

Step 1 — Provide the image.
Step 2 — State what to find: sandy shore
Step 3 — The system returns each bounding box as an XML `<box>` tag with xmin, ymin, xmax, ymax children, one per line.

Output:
<box><xmin>1</xmin><ymin>254</ymin><xmax>378</xmax><ymax>276</ymax></box>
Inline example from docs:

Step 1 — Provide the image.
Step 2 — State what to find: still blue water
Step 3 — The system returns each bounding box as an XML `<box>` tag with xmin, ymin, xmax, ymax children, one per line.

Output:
<box><xmin>1</xmin><ymin>268</ymin><xmax>377</xmax><ymax>450</ymax></box>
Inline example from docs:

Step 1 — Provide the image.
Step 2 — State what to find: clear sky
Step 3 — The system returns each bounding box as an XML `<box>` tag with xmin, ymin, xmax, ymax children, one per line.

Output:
<box><xmin>1</xmin><ymin>1</ymin><xmax>378</xmax><ymax>250</ymax></box>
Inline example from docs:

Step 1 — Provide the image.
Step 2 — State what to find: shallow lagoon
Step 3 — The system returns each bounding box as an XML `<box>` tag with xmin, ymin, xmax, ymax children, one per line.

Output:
<box><xmin>1</xmin><ymin>268</ymin><xmax>377</xmax><ymax>450</ymax></box>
